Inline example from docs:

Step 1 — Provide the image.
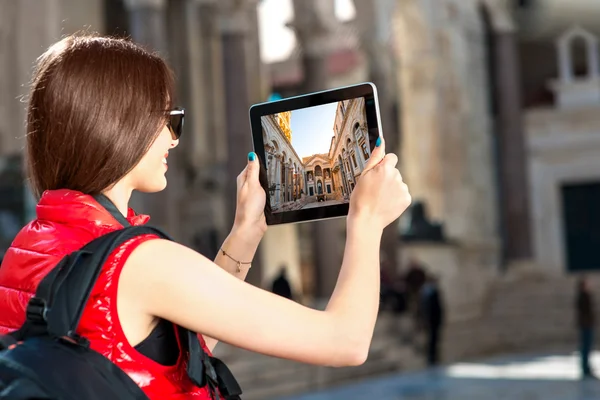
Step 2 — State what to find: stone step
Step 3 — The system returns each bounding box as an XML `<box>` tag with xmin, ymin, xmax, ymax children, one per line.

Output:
<box><xmin>216</xmin><ymin>274</ymin><xmax>588</xmax><ymax>399</ymax></box>
<box><xmin>240</xmin><ymin>358</ymin><xmax>401</xmax><ymax>400</ymax></box>
<box><xmin>214</xmin><ymin>314</ymin><xmax>420</xmax><ymax>400</ymax></box>
<box><xmin>227</xmin><ymin>336</ymin><xmax>405</xmax><ymax>384</ymax></box>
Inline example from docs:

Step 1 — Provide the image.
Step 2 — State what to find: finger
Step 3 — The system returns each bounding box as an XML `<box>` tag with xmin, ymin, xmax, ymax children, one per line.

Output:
<box><xmin>381</xmin><ymin>153</ymin><xmax>399</xmax><ymax>170</ymax></box>
<box><xmin>363</xmin><ymin>136</ymin><xmax>385</xmax><ymax>173</ymax></box>
<box><xmin>244</xmin><ymin>151</ymin><xmax>260</xmax><ymax>188</ymax></box>
<box><xmin>236</xmin><ymin>165</ymin><xmax>248</xmax><ymax>192</ymax></box>
<box><xmin>395</xmin><ymin>170</ymin><xmax>405</xmax><ymax>184</ymax></box>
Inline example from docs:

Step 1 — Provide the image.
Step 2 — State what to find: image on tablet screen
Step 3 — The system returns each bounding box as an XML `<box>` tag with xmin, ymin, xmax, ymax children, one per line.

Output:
<box><xmin>260</xmin><ymin>97</ymin><xmax>372</xmax><ymax>213</ymax></box>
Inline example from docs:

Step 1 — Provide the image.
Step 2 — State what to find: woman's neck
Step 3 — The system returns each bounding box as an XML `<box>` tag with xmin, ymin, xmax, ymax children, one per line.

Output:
<box><xmin>102</xmin><ymin>183</ymin><xmax>132</xmax><ymax>218</ymax></box>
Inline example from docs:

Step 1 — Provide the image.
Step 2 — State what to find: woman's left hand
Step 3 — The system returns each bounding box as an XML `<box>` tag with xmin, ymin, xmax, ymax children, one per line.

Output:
<box><xmin>233</xmin><ymin>152</ymin><xmax>267</xmax><ymax>245</ymax></box>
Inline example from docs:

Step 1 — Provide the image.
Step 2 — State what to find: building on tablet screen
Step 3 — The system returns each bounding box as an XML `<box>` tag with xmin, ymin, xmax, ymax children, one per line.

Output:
<box><xmin>261</xmin><ymin>97</ymin><xmax>371</xmax><ymax>213</ymax></box>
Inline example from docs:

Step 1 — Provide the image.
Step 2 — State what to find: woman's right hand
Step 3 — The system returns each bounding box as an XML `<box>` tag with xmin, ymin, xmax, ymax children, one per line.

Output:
<box><xmin>348</xmin><ymin>137</ymin><xmax>411</xmax><ymax>231</ymax></box>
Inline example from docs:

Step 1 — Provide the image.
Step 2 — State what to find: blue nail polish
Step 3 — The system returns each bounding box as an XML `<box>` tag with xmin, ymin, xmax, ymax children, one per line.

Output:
<box><xmin>376</xmin><ymin>137</ymin><xmax>381</xmax><ymax>147</ymax></box>
<box><xmin>248</xmin><ymin>152</ymin><xmax>256</xmax><ymax>161</ymax></box>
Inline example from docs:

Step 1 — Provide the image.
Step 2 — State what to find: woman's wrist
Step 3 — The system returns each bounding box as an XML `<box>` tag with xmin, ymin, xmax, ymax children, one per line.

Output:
<box><xmin>217</xmin><ymin>226</ymin><xmax>261</xmax><ymax>276</ymax></box>
<box><xmin>347</xmin><ymin>211</ymin><xmax>382</xmax><ymax>237</ymax></box>
<box><xmin>229</xmin><ymin>221</ymin><xmax>265</xmax><ymax>250</ymax></box>
<box><xmin>347</xmin><ymin>213</ymin><xmax>384</xmax><ymax>251</ymax></box>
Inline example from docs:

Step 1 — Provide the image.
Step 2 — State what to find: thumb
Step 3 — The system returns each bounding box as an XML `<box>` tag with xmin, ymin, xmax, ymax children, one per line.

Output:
<box><xmin>244</xmin><ymin>151</ymin><xmax>260</xmax><ymax>187</ymax></box>
<box><xmin>362</xmin><ymin>136</ymin><xmax>385</xmax><ymax>173</ymax></box>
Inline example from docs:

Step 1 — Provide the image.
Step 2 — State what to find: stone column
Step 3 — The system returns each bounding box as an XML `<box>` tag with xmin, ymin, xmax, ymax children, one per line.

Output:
<box><xmin>196</xmin><ymin>0</ymin><xmax>228</xmax><ymax>167</ymax></box>
<box><xmin>267</xmin><ymin>153</ymin><xmax>275</xmax><ymax>190</ymax></box>
<box><xmin>285</xmin><ymin>168</ymin><xmax>288</xmax><ymax>201</ymax></box>
<box><xmin>162</xmin><ymin>0</ymin><xmax>229</xmax><ymax>255</ymax></box>
<box><xmin>275</xmin><ymin>156</ymin><xmax>281</xmax><ymax>206</ymax></box>
<box><xmin>287</xmin><ymin>165</ymin><xmax>292</xmax><ymax>202</ymax></box>
<box><xmin>393</xmin><ymin>0</ymin><xmax>499</xmax><ymax>249</ymax></box>
<box><xmin>482</xmin><ymin>0</ymin><xmax>532</xmax><ymax>263</ymax></box>
<box><xmin>304</xmin><ymin>174</ymin><xmax>308</xmax><ymax>196</ymax></box>
<box><xmin>354</xmin><ymin>141</ymin><xmax>363</xmax><ymax>170</ymax></box>
<box><xmin>340</xmin><ymin>160</ymin><xmax>347</xmax><ymax>195</ymax></box>
<box><xmin>288</xmin><ymin>2</ymin><xmax>341</xmax><ymax>301</ymax></box>
<box><xmin>287</xmin><ymin>166</ymin><xmax>291</xmax><ymax>201</ymax></box>
<box><xmin>291</xmin><ymin>0</ymin><xmax>337</xmax><ymax>92</ymax></box>
<box><xmin>125</xmin><ymin>0</ymin><xmax>168</xmax><ymax>54</ymax></box>
<box><xmin>220</xmin><ymin>0</ymin><xmax>254</xmax><ymax>225</ymax></box>
<box><xmin>354</xmin><ymin>0</ymin><xmax>401</xmax><ymax>274</ymax></box>
<box><xmin>220</xmin><ymin>0</ymin><xmax>265</xmax><ymax>285</ymax></box>
<box><xmin>291</xmin><ymin>0</ymin><xmax>344</xmax><ymax>300</ymax></box>
<box><xmin>244</xmin><ymin>0</ymin><xmax>267</xmax><ymax>104</ymax></box>
<box><xmin>124</xmin><ymin>0</ymin><xmax>178</xmax><ymax>236</ymax></box>
<box><xmin>0</xmin><ymin>0</ymin><xmax>60</xmax><ymax>249</ymax></box>
<box><xmin>0</xmin><ymin>0</ymin><xmax>60</xmax><ymax>157</ymax></box>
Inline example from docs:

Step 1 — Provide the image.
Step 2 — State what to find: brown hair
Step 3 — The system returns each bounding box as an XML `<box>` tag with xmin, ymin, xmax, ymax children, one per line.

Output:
<box><xmin>26</xmin><ymin>33</ymin><xmax>175</xmax><ymax>197</ymax></box>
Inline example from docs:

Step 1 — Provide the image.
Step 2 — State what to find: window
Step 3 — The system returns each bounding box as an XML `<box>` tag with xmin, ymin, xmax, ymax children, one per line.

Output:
<box><xmin>353</xmin><ymin>123</ymin><xmax>362</xmax><ymax>141</ymax></box>
<box><xmin>361</xmin><ymin>141</ymin><xmax>370</xmax><ymax>160</ymax></box>
<box><xmin>327</xmin><ymin>185</ymin><xmax>332</xmax><ymax>194</ymax></box>
<box><xmin>351</xmin><ymin>153</ymin><xmax>358</xmax><ymax>168</ymax></box>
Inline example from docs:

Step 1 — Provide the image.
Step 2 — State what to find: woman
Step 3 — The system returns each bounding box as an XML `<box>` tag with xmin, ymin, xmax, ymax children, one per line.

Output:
<box><xmin>0</xmin><ymin>34</ymin><xmax>411</xmax><ymax>399</ymax></box>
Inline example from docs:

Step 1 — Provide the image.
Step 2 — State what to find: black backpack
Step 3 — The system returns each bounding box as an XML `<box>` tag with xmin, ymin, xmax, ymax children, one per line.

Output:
<box><xmin>0</xmin><ymin>224</ymin><xmax>242</xmax><ymax>400</ymax></box>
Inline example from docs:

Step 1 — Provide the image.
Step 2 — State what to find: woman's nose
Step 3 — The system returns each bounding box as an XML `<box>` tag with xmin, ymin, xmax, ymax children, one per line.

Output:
<box><xmin>171</xmin><ymin>138</ymin><xmax>179</xmax><ymax>148</ymax></box>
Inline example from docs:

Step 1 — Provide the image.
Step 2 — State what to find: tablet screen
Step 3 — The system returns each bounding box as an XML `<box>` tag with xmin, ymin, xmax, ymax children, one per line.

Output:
<box><xmin>250</xmin><ymin>83</ymin><xmax>381</xmax><ymax>225</ymax></box>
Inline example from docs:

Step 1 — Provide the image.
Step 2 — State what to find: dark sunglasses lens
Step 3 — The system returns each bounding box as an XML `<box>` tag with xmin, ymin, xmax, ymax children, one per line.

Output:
<box><xmin>169</xmin><ymin>114</ymin><xmax>183</xmax><ymax>139</ymax></box>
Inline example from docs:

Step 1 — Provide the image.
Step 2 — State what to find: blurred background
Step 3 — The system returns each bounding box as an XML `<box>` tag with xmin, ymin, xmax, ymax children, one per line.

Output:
<box><xmin>2</xmin><ymin>0</ymin><xmax>600</xmax><ymax>398</ymax></box>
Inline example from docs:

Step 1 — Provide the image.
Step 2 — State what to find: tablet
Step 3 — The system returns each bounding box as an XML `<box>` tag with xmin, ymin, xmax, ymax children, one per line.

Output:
<box><xmin>249</xmin><ymin>82</ymin><xmax>383</xmax><ymax>225</ymax></box>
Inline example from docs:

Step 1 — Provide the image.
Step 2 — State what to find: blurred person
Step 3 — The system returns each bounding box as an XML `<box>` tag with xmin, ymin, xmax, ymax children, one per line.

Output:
<box><xmin>576</xmin><ymin>276</ymin><xmax>597</xmax><ymax>379</ymax></box>
<box><xmin>271</xmin><ymin>266</ymin><xmax>293</xmax><ymax>300</ymax></box>
<box><xmin>379</xmin><ymin>260</ymin><xmax>395</xmax><ymax>311</ymax></box>
<box><xmin>404</xmin><ymin>257</ymin><xmax>427</xmax><ymax>332</ymax></box>
<box><xmin>420</xmin><ymin>274</ymin><xmax>444</xmax><ymax>367</ymax></box>
<box><xmin>404</xmin><ymin>257</ymin><xmax>426</xmax><ymax>296</ymax></box>
<box><xmin>0</xmin><ymin>34</ymin><xmax>412</xmax><ymax>399</ymax></box>
<box><xmin>380</xmin><ymin>260</ymin><xmax>406</xmax><ymax>315</ymax></box>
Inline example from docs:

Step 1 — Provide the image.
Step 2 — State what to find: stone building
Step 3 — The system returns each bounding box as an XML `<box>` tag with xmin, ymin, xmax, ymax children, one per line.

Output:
<box><xmin>262</xmin><ymin>112</ymin><xmax>306</xmax><ymax>210</ymax></box>
<box><xmin>328</xmin><ymin>97</ymin><xmax>370</xmax><ymax>195</ymax></box>
<box><xmin>262</xmin><ymin>98</ymin><xmax>370</xmax><ymax>213</ymax></box>
<box><xmin>525</xmin><ymin>25</ymin><xmax>600</xmax><ymax>273</ymax></box>
<box><xmin>302</xmin><ymin>154</ymin><xmax>333</xmax><ymax>199</ymax></box>
<box><xmin>302</xmin><ymin>97</ymin><xmax>371</xmax><ymax>200</ymax></box>
<box><xmin>387</xmin><ymin>0</ymin><xmax>600</xmax><ymax>365</ymax></box>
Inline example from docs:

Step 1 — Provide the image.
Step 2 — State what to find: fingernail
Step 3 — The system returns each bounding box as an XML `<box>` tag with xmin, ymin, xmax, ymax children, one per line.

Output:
<box><xmin>248</xmin><ymin>152</ymin><xmax>256</xmax><ymax>161</ymax></box>
<box><xmin>376</xmin><ymin>137</ymin><xmax>382</xmax><ymax>147</ymax></box>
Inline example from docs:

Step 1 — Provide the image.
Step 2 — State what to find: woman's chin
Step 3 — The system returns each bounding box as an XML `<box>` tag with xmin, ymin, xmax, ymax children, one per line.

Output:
<box><xmin>137</xmin><ymin>178</ymin><xmax>168</xmax><ymax>193</ymax></box>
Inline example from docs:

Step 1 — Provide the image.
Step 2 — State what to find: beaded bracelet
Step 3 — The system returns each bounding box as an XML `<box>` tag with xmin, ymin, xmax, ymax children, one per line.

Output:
<box><xmin>220</xmin><ymin>247</ymin><xmax>252</xmax><ymax>273</ymax></box>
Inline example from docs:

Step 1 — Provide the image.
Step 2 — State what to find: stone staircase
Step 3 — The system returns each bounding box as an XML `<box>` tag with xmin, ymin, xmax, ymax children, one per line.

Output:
<box><xmin>212</xmin><ymin>314</ymin><xmax>423</xmax><ymax>400</ymax></box>
<box><xmin>211</xmin><ymin>270</ymin><xmax>600</xmax><ymax>399</ymax></box>
<box><xmin>442</xmin><ymin>271</ymin><xmax>599</xmax><ymax>362</ymax></box>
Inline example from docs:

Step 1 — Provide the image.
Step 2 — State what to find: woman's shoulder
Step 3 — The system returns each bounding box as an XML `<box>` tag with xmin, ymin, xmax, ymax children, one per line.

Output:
<box><xmin>90</xmin><ymin>233</ymin><xmax>163</xmax><ymax>294</ymax></box>
<box><xmin>13</xmin><ymin>218</ymin><xmax>92</xmax><ymax>251</ymax></box>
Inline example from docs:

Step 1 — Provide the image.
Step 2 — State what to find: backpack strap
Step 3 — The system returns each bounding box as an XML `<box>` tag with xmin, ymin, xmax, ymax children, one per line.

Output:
<box><xmin>179</xmin><ymin>328</ymin><xmax>242</xmax><ymax>400</ymax></box>
<box><xmin>13</xmin><ymin>225</ymin><xmax>171</xmax><ymax>344</ymax></box>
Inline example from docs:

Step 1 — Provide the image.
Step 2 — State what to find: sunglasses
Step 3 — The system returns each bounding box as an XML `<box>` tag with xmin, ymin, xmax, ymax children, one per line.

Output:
<box><xmin>168</xmin><ymin>108</ymin><xmax>185</xmax><ymax>140</ymax></box>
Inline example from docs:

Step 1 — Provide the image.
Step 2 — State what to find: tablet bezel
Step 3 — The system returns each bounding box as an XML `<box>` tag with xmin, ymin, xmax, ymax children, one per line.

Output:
<box><xmin>249</xmin><ymin>82</ymin><xmax>382</xmax><ymax>225</ymax></box>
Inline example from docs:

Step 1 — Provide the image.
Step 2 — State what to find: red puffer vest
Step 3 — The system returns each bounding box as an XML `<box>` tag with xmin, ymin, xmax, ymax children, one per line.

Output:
<box><xmin>0</xmin><ymin>189</ymin><xmax>213</xmax><ymax>399</ymax></box>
